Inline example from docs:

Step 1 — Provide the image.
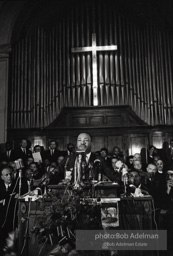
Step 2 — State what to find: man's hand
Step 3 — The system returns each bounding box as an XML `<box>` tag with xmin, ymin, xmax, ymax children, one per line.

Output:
<box><xmin>14</xmin><ymin>193</ymin><xmax>19</xmax><ymax>199</ymax></box>
<box><xmin>166</xmin><ymin>179</ymin><xmax>173</xmax><ymax>194</ymax></box>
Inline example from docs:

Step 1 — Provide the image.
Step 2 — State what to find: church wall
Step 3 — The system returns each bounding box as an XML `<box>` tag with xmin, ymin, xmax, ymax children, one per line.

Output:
<box><xmin>0</xmin><ymin>0</ymin><xmax>172</xmax><ymax>153</ymax></box>
<box><xmin>8</xmin><ymin>0</ymin><xmax>173</xmax><ymax>130</ymax></box>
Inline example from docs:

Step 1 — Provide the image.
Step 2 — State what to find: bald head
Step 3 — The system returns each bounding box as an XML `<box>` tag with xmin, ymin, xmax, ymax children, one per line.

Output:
<box><xmin>76</xmin><ymin>133</ymin><xmax>92</xmax><ymax>153</ymax></box>
<box><xmin>1</xmin><ymin>167</ymin><xmax>13</xmax><ymax>185</ymax></box>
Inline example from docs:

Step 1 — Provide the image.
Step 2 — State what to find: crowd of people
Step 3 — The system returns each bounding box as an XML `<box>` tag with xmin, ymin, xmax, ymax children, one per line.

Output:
<box><xmin>0</xmin><ymin>135</ymin><xmax>173</xmax><ymax>254</ymax></box>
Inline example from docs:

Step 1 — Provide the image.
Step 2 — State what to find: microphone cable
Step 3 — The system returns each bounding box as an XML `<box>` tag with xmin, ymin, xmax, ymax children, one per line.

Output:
<box><xmin>1</xmin><ymin>176</ymin><xmax>19</xmax><ymax>229</ymax></box>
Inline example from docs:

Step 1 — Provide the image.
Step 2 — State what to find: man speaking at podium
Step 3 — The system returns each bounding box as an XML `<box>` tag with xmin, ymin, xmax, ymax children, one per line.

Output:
<box><xmin>61</xmin><ymin>133</ymin><xmax>119</xmax><ymax>183</ymax></box>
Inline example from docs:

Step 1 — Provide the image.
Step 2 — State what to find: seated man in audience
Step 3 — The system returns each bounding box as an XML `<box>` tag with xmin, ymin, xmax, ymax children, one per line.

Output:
<box><xmin>128</xmin><ymin>170</ymin><xmax>149</xmax><ymax>197</ymax></box>
<box><xmin>44</xmin><ymin>140</ymin><xmax>62</xmax><ymax>163</ymax></box>
<box><xmin>113</xmin><ymin>160</ymin><xmax>148</xmax><ymax>197</ymax></box>
<box><xmin>146</xmin><ymin>162</ymin><xmax>166</xmax><ymax>228</ymax></box>
<box><xmin>25</xmin><ymin>156</ymin><xmax>34</xmax><ymax>168</ymax></box>
<box><xmin>102</xmin><ymin>157</ymin><xmax>121</xmax><ymax>183</ymax></box>
<box><xmin>16</xmin><ymin>139</ymin><xmax>33</xmax><ymax>164</ymax></box>
<box><xmin>133</xmin><ymin>153</ymin><xmax>146</xmax><ymax>171</ymax></box>
<box><xmin>8</xmin><ymin>161</ymin><xmax>18</xmax><ymax>181</ymax></box>
<box><xmin>156</xmin><ymin>159</ymin><xmax>167</xmax><ymax>174</ymax></box>
<box><xmin>125</xmin><ymin>155</ymin><xmax>134</xmax><ymax>171</ymax></box>
<box><xmin>0</xmin><ymin>142</ymin><xmax>17</xmax><ymax>163</ymax></box>
<box><xmin>133</xmin><ymin>153</ymin><xmax>141</xmax><ymax>162</ymax></box>
<box><xmin>146</xmin><ymin>163</ymin><xmax>157</xmax><ymax>180</ymax></box>
<box><xmin>57</xmin><ymin>155</ymin><xmax>64</xmax><ymax>165</ymax></box>
<box><xmin>0</xmin><ymin>167</ymin><xmax>19</xmax><ymax>252</ymax></box>
<box><xmin>42</xmin><ymin>166</ymin><xmax>62</xmax><ymax>186</ymax></box>
<box><xmin>29</xmin><ymin>162</ymin><xmax>44</xmax><ymax>186</ymax></box>
<box><xmin>22</xmin><ymin>168</ymin><xmax>34</xmax><ymax>193</ymax></box>
<box><xmin>42</xmin><ymin>158</ymin><xmax>50</xmax><ymax>173</ymax></box>
<box><xmin>100</xmin><ymin>147</ymin><xmax>112</xmax><ymax>169</ymax></box>
<box><xmin>147</xmin><ymin>145</ymin><xmax>158</xmax><ymax>163</ymax></box>
<box><xmin>153</xmin><ymin>154</ymin><xmax>161</xmax><ymax>165</ymax></box>
<box><xmin>133</xmin><ymin>160</ymin><xmax>148</xmax><ymax>183</ymax></box>
<box><xmin>61</xmin><ymin>143</ymin><xmax>75</xmax><ymax>157</ymax></box>
<box><xmin>33</xmin><ymin>145</ymin><xmax>44</xmax><ymax>165</ymax></box>
<box><xmin>146</xmin><ymin>163</ymin><xmax>159</xmax><ymax>195</ymax></box>
<box><xmin>111</xmin><ymin>146</ymin><xmax>124</xmax><ymax>161</ymax></box>
<box><xmin>33</xmin><ymin>144</ymin><xmax>44</xmax><ymax>154</ymax></box>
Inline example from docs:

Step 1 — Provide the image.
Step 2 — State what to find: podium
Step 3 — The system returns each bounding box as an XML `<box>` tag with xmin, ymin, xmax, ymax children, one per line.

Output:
<box><xmin>118</xmin><ymin>197</ymin><xmax>153</xmax><ymax>230</ymax></box>
<box><xmin>18</xmin><ymin>199</ymin><xmax>46</xmax><ymax>256</ymax></box>
<box><xmin>93</xmin><ymin>182</ymin><xmax>120</xmax><ymax>198</ymax></box>
<box><xmin>18</xmin><ymin>192</ymin><xmax>153</xmax><ymax>256</ymax></box>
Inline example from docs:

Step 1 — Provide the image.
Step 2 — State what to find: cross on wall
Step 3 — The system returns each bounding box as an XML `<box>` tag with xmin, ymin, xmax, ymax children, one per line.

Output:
<box><xmin>72</xmin><ymin>33</ymin><xmax>117</xmax><ymax>106</ymax></box>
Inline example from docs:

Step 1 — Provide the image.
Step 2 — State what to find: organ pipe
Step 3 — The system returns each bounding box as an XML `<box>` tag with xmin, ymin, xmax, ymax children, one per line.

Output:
<box><xmin>9</xmin><ymin>1</ymin><xmax>173</xmax><ymax>128</ymax></box>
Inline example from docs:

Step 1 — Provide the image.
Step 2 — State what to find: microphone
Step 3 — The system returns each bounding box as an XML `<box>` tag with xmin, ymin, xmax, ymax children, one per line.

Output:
<box><xmin>14</xmin><ymin>159</ymin><xmax>24</xmax><ymax>197</ymax></box>
<box><xmin>14</xmin><ymin>159</ymin><xmax>24</xmax><ymax>170</ymax></box>
<box><xmin>19</xmin><ymin>169</ymin><xmax>22</xmax><ymax>179</ymax></box>
<box><xmin>122</xmin><ymin>169</ymin><xmax>128</xmax><ymax>197</ymax></box>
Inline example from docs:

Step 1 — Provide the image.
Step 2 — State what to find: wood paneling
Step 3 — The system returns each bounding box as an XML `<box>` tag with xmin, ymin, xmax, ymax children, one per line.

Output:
<box><xmin>107</xmin><ymin>136</ymin><xmax>123</xmax><ymax>153</ymax></box>
<box><xmin>91</xmin><ymin>136</ymin><xmax>105</xmax><ymax>153</ymax></box>
<box><xmin>129</xmin><ymin>134</ymin><xmax>148</xmax><ymax>156</ymax></box>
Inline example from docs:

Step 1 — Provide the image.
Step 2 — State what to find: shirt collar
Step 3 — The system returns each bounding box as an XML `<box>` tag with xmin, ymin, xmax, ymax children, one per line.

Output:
<box><xmin>5</xmin><ymin>183</ymin><xmax>11</xmax><ymax>188</ymax></box>
<box><xmin>86</xmin><ymin>152</ymin><xmax>91</xmax><ymax>159</ymax></box>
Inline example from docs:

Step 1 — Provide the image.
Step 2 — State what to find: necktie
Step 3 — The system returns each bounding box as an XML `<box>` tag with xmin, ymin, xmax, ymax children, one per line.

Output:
<box><xmin>7</xmin><ymin>151</ymin><xmax>10</xmax><ymax>158</ymax></box>
<box><xmin>23</xmin><ymin>148</ymin><xmax>26</xmax><ymax>154</ymax></box>
<box><xmin>6</xmin><ymin>185</ymin><xmax>9</xmax><ymax>192</ymax></box>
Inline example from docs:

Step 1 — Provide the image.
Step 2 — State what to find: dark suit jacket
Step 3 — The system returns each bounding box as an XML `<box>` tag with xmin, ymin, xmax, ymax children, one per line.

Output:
<box><xmin>166</xmin><ymin>148</ymin><xmax>173</xmax><ymax>168</ymax></box>
<box><xmin>43</xmin><ymin>149</ymin><xmax>62</xmax><ymax>163</ymax></box>
<box><xmin>16</xmin><ymin>148</ymin><xmax>33</xmax><ymax>163</ymax></box>
<box><xmin>61</xmin><ymin>152</ymin><xmax>120</xmax><ymax>183</ymax></box>
<box><xmin>0</xmin><ymin>149</ymin><xmax>17</xmax><ymax>162</ymax></box>
<box><xmin>145</xmin><ymin>172</ymin><xmax>166</xmax><ymax>209</ymax></box>
<box><xmin>0</xmin><ymin>179</ymin><xmax>18</xmax><ymax>232</ymax></box>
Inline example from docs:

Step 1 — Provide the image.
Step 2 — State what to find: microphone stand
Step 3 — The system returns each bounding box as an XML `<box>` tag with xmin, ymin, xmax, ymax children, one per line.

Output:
<box><xmin>19</xmin><ymin>169</ymin><xmax>22</xmax><ymax>198</ymax></box>
<box><xmin>122</xmin><ymin>175</ymin><xmax>128</xmax><ymax>198</ymax></box>
<box><xmin>14</xmin><ymin>158</ymin><xmax>24</xmax><ymax>198</ymax></box>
